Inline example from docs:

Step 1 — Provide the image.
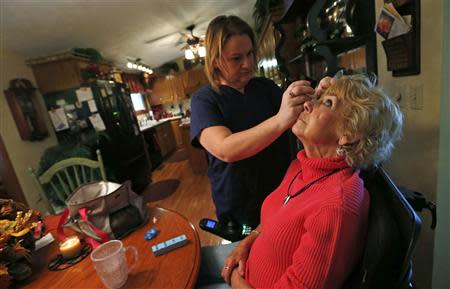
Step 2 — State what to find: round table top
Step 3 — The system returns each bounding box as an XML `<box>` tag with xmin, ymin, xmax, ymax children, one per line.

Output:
<box><xmin>19</xmin><ymin>206</ymin><xmax>201</xmax><ymax>289</ymax></box>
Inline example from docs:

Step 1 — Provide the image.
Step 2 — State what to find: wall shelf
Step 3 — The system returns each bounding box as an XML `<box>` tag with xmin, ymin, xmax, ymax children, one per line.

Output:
<box><xmin>272</xmin><ymin>0</ymin><xmax>377</xmax><ymax>83</ymax></box>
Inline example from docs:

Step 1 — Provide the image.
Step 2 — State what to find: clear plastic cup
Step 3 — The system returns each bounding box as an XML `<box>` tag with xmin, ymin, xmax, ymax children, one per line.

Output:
<box><xmin>90</xmin><ymin>240</ymin><xmax>138</xmax><ymax>289</ymax></box>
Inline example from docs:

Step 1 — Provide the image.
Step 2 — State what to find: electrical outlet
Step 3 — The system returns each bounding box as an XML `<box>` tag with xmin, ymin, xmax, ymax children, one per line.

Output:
<box><xmin>409</xmin><ymin>84</ymin><xmax>423</xmax><ymax>110</ymax></box>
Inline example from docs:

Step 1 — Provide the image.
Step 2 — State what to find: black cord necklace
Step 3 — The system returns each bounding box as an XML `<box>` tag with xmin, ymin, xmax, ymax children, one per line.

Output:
<box><xmin>282</xmin><ymin>168</ymin><xmax>343</xmax><ymax>206</ymax></box>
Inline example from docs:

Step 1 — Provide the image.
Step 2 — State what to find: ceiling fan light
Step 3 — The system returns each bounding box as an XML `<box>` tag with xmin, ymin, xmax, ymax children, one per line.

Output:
<box><xmin>185</xmin><ymin>49</ymin><xmax>195</xmax><ymax>60</ymax></box>
<box><xmin>198</xmin><ymin>46</ymin><xmax>206</xmax><ymax>58</ymax></box>
<box><xmin>127</xmin><ymin>62</ymin><xmax>133</xmax><ymax>69</ymax></box>
<box><xmin>271</xmin><ymin>58</ymin><xmax>278</xmax><ymax>67</ymax></box>
<box><xmin>261</xmin><ymin>59</ymin><xmax>269</xmax><ymax>69</ymax></box>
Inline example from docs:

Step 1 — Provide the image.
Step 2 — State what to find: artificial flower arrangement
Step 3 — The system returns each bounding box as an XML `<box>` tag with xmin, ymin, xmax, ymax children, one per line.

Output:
<box><xmin>0</xmin><ymin>199</ymin><xmax>41</xmax><ymax>289</ymax></box>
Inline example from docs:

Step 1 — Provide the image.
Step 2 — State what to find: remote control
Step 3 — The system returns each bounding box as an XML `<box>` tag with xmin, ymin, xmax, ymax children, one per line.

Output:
<box><xmin>151</xmin><ymin>234</ymin><xmax>188</xmax><ymax>256</ymax></box>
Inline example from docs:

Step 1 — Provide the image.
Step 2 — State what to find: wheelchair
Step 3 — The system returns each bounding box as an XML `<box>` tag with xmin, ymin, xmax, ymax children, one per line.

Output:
<box><xmin>200</xmin><ymin>167</ymin><xmax>435</xmax><ymax>289</ymax></box>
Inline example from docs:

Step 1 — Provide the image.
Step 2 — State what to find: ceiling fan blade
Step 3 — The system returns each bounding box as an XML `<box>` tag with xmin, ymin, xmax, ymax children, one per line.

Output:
<box><xmin>180</xmin><ymin>44</ymin><xmax>190</xmax><ymax>51</ymax></box>
<box><xmin>145</xmin><ymin>19</ymin><xmax>209</xmax><ymax>46</ymax></box>
<box><xmin>144</xmin><ymin>30</ymin><xmax>179</xmax><ymax>44</ymax></box>
<box><xmin>175</xmin><ymin>37</ymin><xmax>185</xmax><ymax>47</ymax></box>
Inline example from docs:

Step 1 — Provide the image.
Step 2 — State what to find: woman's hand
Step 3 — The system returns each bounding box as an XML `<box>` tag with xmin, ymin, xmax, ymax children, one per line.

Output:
<box><xmin>315</xmin><ymin>76</ymin><xmax>335</xmax><ymax>97</ymax></box>
<box><xmin>276</xmin><ymin>80</ymin><xmax>315</xmax><ymax>129</ymax></box>
<box><xmin>221</xmin><ymin>242</ymin><xmax>252</xmax><ymax>283</ymax></box>
<box><xmin>230</xmin><ymin>266</ymin><xmax>254</xmax><ymax>289</ymax></box>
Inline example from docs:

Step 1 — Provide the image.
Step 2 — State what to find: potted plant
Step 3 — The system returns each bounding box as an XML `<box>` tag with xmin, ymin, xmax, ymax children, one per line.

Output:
<box><xmin>0</xmin><ymin>199</ymin><xmax>42</xmax><ymax>289</ymax></box>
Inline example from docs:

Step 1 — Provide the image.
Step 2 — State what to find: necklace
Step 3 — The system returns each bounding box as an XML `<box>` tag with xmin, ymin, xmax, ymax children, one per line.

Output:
<box><xmin>282</xmin><ymin>168</ymin><xmax>343</xmax><ymax>206</ymax></box>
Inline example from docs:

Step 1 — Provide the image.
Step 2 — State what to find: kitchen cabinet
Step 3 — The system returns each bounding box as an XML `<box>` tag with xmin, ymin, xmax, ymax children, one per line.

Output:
<box><xmin>141</xmin><ymin>129</ymin><xmax>163</xmax><ymax>170</ymax></box>
<box><xmin>27</xmin><ymin>53</ymin><xmax>112</xmax><ymax>94</ymax></box>
<box><xmin>181</xmin><ymin>67</ymin><xmax>208</xmax><ymax>96</ymax></box>
<box><xmin>154</xmin><ymin>121</ymin><xmax>176</xmax><ymax>158</ymax></box>
<box><xmin>171</xmin><ymin>76</ymin><xmax>185</xmax><ymax>101</ymax></box>
<box><xmin>151</xmin><ymin>78</ymin><xmax>171</xmax><ymax>104</ymax></box>
<box><xmin>152</xmin><ymin>75</ymin><xmax>185</xmax><ymax>104</ymax></box>
<box><xmin>122</xmin><ymin>73</ymin><xmax>145</xmax><ymax>93</ymax></box>
<box><xmin>151</xmin><ymin>78</ymin><xmax>166</xmax><ymax>104</ymax></box>
<box><xmin>151</xmin><ymin>67</ymin><xmax>208</xmax><ymax>104</ymax></box>
<box><xmin>180</xmin><ymin>124</ymin><xmax>207</xmax><ymax>175</ymax></box>
<box><xmin>170</xmin><ymin>119</ymin><xmax>183</xmax><ymax>148</ymax></box>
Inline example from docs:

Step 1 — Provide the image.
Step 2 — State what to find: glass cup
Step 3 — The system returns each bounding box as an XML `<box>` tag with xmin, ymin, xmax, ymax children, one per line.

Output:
<box><xmin>90</xmin><ymin>240</ymin><xmax>138</xmax><ymax>289</ymax></box>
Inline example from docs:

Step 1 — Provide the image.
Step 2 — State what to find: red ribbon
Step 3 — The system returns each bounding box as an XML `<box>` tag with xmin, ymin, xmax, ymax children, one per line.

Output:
<box><xmin>57</xmin><ymin>208</ymin><xmax>110</xmax><ymax>248</ymax></box>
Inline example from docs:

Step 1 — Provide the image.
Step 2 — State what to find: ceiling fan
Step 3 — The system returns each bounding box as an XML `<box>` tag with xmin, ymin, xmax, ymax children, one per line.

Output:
<box><xmin>145</xmin><ymin>24</ymin><xmax>205</xmax><ymax>51</ymax></box>
<box><xmin>180</xmin><ymin>24</ymin><xmax>205</xmax><ymax>49</ymax></box>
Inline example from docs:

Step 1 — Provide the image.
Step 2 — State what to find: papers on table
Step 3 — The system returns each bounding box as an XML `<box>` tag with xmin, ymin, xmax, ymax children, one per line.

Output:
<box><xmin>375</xmin><ymin>3</ymin><xmax>411</xmax><ymax>39</ymax></box>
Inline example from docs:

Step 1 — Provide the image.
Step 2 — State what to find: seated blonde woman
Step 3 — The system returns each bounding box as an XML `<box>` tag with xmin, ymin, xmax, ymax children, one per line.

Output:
<box><xmin>196</xmin><ymin>74</ymin><xmax>403</xmax><ymax>289</ymax></box>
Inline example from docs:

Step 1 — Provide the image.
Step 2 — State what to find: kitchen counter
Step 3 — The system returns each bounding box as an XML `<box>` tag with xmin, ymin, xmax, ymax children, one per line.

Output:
<box><xmin>179</xmin><ymin>117</ymin><xmax>190</xmax><ymax>127</ymax></box>
<box><xmin>139</xmin><ymin>116</ymin><xmax>182</xmax><ymax>132</ymax></box>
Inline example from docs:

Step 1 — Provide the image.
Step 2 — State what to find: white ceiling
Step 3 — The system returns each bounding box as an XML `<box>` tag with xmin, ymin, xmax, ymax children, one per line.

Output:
<box><xmin>2</xmin><ymin>0</ymin><xmax>256</xmax><ymax>69</ymax></box>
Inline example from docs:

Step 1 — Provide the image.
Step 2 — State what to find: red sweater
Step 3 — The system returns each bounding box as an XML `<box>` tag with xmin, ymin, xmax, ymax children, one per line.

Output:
<box><xmin>245</xmin><ymin>150</ymin><xmax>370</xmax><ymax>289</ymax></box>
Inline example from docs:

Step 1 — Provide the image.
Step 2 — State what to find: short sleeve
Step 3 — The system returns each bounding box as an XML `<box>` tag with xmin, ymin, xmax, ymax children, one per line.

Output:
<box><xmin>190</xmin><ymin>88</ymin><xmax>224</xmax><ymax>148</ymax></box>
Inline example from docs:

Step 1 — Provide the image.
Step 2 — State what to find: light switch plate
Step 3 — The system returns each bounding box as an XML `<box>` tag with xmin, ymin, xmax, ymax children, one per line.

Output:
<box><xmin>410</xmin><ymin>84</ymin><xmax>423</xmax><ymax>110</ymax></box>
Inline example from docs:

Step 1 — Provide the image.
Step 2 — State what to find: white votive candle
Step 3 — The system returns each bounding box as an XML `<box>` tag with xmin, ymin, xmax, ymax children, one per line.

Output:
<box><xmin>59</xmin><ymin>236</ymin><xmax>82</xmax><ymax>259</ymax></box>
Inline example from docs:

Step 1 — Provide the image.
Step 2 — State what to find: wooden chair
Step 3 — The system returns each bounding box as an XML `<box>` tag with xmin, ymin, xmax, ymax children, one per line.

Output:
<box><xmin>29</xmin><ymin>149</ymin><xmax>106</xmax><ymax>214</ymax></box>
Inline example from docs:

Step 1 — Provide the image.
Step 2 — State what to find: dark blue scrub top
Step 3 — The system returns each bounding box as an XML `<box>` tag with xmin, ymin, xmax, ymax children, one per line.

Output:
<box><xmin>190</xmin><ymin>77</ymin><xmax>290</xmax><ymax>227</ymax></box>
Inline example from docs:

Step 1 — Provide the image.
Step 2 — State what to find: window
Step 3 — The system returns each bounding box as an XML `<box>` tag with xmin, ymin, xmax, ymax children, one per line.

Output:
<box><xmin>130</xmin><ymin>93</ymin><xmax>146</xmax><ymax>111</ymax></box>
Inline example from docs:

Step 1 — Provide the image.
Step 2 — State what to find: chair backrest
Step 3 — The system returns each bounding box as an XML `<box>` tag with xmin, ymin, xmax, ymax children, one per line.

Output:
<box><xmin>344</xmin><ymin>167</ymin><xmax>422</xmax><ymax>289</ymax></box>
<box><xmin>29</xmin><ymin>149</ymin><xmax>106</xmax><ymax>214</ymax></box>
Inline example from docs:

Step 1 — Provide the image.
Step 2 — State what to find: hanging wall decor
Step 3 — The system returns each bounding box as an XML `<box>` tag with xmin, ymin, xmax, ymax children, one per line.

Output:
<box><xmin>4</xmin><ymin>78</ymin><xmax>48</xmax><ymax>141</ymax></box>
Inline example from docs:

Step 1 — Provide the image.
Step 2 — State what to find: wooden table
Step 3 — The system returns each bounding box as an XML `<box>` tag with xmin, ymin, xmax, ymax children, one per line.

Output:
<box><xmin>20</xmin><ymin>206</ymin><xmax>201</xmax><ymax>289</ymax></box>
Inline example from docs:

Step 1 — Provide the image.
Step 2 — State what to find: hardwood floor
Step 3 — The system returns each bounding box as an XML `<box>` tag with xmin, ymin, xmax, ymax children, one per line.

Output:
<box><xmin>143</xmin><ymin>149</ymin><xmax>226</xmax><ymax>247</ymax></box>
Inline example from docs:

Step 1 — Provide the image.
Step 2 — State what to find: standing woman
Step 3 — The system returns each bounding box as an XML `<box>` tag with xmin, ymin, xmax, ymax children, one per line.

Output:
<box><xmin>190</xmin><ymin>15</ymin><xmax>315</xmax><ymax>229</ymax></box>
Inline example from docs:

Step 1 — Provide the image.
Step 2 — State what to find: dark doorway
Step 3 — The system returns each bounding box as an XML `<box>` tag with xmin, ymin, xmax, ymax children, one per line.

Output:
<box><xmin>0</xmin><ymin>134</ymin><xmax>27</xmax><ymax>204</ymax></box>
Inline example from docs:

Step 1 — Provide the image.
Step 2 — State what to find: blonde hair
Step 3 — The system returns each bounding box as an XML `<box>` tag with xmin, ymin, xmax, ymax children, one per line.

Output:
<box><xmin>326</xmin><ymin>75</ymin><xmax>403</xmax><ymax>168</ymax></box>
<box><xmin>204</xmin><ymin>15</ymin><xmax>256</xmax><ymax>93</ymax></box>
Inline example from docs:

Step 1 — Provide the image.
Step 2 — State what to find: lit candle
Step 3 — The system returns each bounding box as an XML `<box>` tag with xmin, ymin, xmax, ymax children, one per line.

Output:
<box><xmin>59</xmin><ymin>236</ymin><xmax>82</xmax><ymax>259</ymax></box>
